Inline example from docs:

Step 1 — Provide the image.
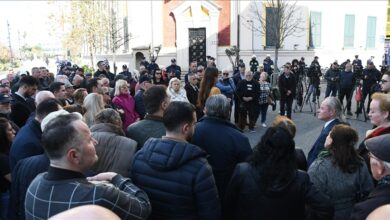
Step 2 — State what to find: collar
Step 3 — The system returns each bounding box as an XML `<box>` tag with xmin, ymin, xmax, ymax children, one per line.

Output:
<box><xmin>324</xmin><ymin>118</ymin><xmax>336</xmax><ymax>128</ymax></box>
<box><xmin>15</xmin><ymin>91</ymin><xmax>27</xmax><ymax>101</ymax></box>
<box><xmin>162</xmin><ymin>136</ymin><xmax>188</xmax><ymax>144</ymax></box>
<box><xmin>46</xmin><ymin>166</ymin><xmax>85</xmax><ymax>181</ymax></box>
<box><xmin>144</xmin><ymin>114</ymin><xmax>163</xmax><ymax>121</ymax></box>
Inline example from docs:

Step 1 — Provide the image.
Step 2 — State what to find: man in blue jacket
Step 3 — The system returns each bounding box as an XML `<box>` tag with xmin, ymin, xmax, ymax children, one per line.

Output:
<box><xmin>131</xmin><ymin>101</ymin><xmax>220</xmax><ymax>220</ymax></box>
<box><xmin>307</xmin><ymin>97</ymin><xmax>343</xmax><ymax>167</ymax></box>
<box><xmin>192</xmin><ymin>94</ymin><xmax>252</xmax><ymax>215</ymax></box>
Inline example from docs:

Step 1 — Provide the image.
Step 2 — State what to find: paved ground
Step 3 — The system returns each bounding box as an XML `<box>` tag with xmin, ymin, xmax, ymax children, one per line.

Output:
<box><xmin>241</xmin><ymin>82</ymin><xmax>372</xmax><ymax>156</ymax></box>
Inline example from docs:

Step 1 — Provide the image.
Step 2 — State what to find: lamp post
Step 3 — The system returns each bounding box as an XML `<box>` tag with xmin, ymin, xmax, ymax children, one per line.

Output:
<box><xmin>247</xmin><ymin>20</ymin><xmax>254</xmax><ymax>53</ymax></box>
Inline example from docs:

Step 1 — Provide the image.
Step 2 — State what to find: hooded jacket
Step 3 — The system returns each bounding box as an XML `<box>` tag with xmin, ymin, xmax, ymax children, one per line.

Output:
<box><xmin>130</xmin><ymin>137</ymin><xmax>220</xmax><ymax>220</ymax></box>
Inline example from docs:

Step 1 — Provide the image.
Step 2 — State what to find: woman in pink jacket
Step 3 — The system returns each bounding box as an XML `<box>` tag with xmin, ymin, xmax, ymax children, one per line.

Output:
<box><xmin>112</xmin><ymin>79</ymin><xmax>139</xmax><ymax>130</ymax></box>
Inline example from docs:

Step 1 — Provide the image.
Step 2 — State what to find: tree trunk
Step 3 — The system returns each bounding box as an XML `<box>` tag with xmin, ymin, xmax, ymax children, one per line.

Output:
<box><xmin>272</xmin><ymin>47</ymin><xmax>279</xmax><ymax>87</ymax></box>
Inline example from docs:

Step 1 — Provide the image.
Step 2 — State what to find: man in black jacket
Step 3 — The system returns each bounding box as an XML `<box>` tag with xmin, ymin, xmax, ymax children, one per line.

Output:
<box><xmin>278</xmin><ymin>63</ymin><xmax>296</xmax><ymax>119</ymax></box>
<box><xmin>236</xmin><ymin>71</ymin><xmax>260</xmax><ymax>131</ymax></box>
<box><xmin>324</xmin><ymin>62</ymin><xmax>340</xmax><ymax>98</ymax></box>
<box><xmin>350</xmin><ymin>134</ymin><xmax>390</xmax><ymax>220</ymax></box>
<box><xmin>10</xmin><ymin>76</ymin><xmax>39</xmax><ymax>128</ymax></box>
<box><xmin>358</xmin><ymin>61</ymin><xmax>381</xmax><ymax>113</ymax></box>
<box><xmin>184</xmin><ymin>72</ymin><xmax>199</xmax><ymax>106</ymax></box>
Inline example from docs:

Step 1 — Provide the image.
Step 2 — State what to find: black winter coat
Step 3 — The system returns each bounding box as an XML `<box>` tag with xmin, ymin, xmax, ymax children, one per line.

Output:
<box><xmin>224</xmin><ymin>163</ymin><xmax>334</xmax><ymax>220</ymax></box>
<box><xmin>350</xmin><ymin>181</ymin><xmax>390</xmax><ymax>220</ymax></box>
<box><xmin>278</xmin><ymin>73</ymin><xmax>297</xmax><ymax>98</ymax></box>
<box><xmin>130</xmin><ymin>137</ymin><xmax>221</xmax><ymax>220</ymax></box>
<box><xmin>236</xmin><ymin>79</ymin><xmax>260</xmax><ymax>104</ymax></box>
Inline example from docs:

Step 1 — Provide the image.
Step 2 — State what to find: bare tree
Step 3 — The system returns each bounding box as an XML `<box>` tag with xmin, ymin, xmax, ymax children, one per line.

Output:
<box><xmin>243</xmin><ymin>0</ymin><xmax>305</xmax><ymax>78</ymax></box>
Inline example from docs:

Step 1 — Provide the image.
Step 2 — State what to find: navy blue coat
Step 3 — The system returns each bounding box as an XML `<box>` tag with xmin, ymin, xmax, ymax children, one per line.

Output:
<box><xmin>9</xmin><ymin>154</ymin><xmax>49</xmax><ymax>220</ymax></box>
<box><xmin>307</xmin><ymin>119</ymin><xmax>341</xmax><ymax>167</ymax></box>
<box><xmin>130</xmin><ymin>138</ymin><xmax>220</xmax><ymax>220</ymax></box>
<box><xmin>191</xmin><ymin>116</ymin><xmax>252</xmax><ymax>201</ymax></box>
<box><xmin>9</xmin><ymin>119</ymin><xmax>43</xmax><ymax>171</ymax></box>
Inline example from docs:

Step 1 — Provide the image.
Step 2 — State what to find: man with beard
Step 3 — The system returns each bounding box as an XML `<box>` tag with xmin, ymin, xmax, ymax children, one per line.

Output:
<box><xmin>24</xmin><ymin>113</ymin><xmax>151</xmax><ymax>220</ymax></box>
<box><xmin>130</xmin><ymin>101</ymin><xmax>220</xmax><ymax>219</ymax></box>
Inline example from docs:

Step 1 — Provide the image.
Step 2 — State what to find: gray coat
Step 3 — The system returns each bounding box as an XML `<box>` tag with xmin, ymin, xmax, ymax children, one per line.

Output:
<box><xmin>308</xmin><ymin>155</ymin><xmax>374</xmax><ymax>220</ymax></box>
<box><xmin>91</xmin><ymin>123</ymin><xmax>137</xmax><ymax>177</ymax></box>
<box><xmin>126</xmin><ymin>115</ymin><xmax>166</xmax><ymax>150</ymax></box>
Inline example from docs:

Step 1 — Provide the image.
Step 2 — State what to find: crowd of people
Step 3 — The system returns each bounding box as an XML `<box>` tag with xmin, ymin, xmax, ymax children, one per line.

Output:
<box><xmin>0</xmin><ymin>54</ymin><xmax>389</xmax><ymax>220</ymax></box>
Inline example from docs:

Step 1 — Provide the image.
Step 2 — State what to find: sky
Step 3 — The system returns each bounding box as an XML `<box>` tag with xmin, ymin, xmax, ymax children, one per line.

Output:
<box><xmin>0</xmin><ymin>1</ymin><xmax>61</xmax><ymax>50</ymax></box>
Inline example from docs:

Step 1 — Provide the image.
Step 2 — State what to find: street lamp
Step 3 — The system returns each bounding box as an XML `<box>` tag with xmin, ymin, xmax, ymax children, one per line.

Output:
<box><xmin>247</xmin><ymin>20</ymin><xmax>254</xmax><ymax>53</ymax></box>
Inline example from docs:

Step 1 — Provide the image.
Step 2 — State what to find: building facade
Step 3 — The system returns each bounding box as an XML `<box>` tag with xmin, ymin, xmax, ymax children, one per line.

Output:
<box><xmin>88</xmin><ymin>0</ymin><xmax>387</xmax><ymax>72</ymax></box>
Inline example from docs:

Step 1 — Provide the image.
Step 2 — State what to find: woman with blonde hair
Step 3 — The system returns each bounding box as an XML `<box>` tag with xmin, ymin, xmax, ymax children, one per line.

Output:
<box><xmin>358</xmin><ymin>93</ymin><xmax>390</xmax><ymax>178</ymax></box>
<box><xmin>166</xmin><ymin>77</ymin><xmax>189</xmax><ymax>102</ymax></box>
<box><xmin>112</xmin><ymin>79</ymin><xmax>139</xmax><ymax>130</ymax></box>
<box><xmin>83</xmin><ymin>93</ymin><xmax>105</xmax><ymax>127</ymax></box>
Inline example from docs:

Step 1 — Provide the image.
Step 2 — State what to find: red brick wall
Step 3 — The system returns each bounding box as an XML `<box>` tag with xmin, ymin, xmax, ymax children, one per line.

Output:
<box><xmin>216</xmin><ymin>0</ymin><xmax>230</xmax><ymax>46</ymax></box>
<box><xmin>163</xmin><ymin>0</ymin><xmax>182</xmax><ymax>47</ymax></box>
<box><xmin>162</xmin><ymin>0</ymin><xmax>230</xmax><ymax>47</ymax></box>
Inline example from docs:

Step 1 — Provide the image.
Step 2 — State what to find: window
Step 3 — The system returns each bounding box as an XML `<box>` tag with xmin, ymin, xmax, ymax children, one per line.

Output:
<box><xmin>344</xmin><ymin>14</ymin><xmax>355</xmax><ymax>48</ymax></box>
<box><xmin>266</xmin><ymin>7</ymin><xmax>278</xmax><ymax>47</ymax></box>
<box><xmin>366</xmin><ymin>16</ymin><xmax>377</xmax><ymax>48</ymax></box>
<box><xmin>123</xmin><ymin>16</ymin><xmax>129</xmax><ymax>52</ymax></box>
<box><xmin>309</xmin><ymin>11</ymin><xmax>322</xmax><ymax>48</ymax></box>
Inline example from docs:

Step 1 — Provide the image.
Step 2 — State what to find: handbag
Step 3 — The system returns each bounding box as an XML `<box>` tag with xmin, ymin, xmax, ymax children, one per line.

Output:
<box><xmin>355</xmin><ymin>86</ymin><xmax>363</xmax><ymax>102</ymax></box>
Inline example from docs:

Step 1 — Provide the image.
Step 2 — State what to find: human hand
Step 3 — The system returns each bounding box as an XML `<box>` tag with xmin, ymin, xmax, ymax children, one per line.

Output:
<box><xmin>87</xmin><ymin>172</ymin><xmax>118</xmax><ymax>182</ymax></box>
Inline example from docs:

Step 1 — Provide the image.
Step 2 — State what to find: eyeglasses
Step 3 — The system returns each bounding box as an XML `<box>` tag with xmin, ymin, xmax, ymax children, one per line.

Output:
<box><xmin>380</xmin><ymin>79</ymin><xmax>389</xmax><ymax>84</ymax></box>
<box><xmin>223</xmin><ymin>73</ymin><xmax>229</xmax><ymax>76</ymax></box>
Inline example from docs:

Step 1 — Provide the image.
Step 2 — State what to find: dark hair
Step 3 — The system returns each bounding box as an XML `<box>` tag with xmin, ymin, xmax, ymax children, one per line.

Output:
<box><xmin>49</xmin><ymin>82</ymin><xmax>65</xmax><ymax>93</ymax></box>
<box><xmin>86</xmin><ymin>78</ymin><xmax>99</xmax><ymax>93</ymax></box>
<box><xmin>77</xmin><ymin>67</ymin><xmax>84</xmax><ymax>73</ymax></box>
<box><xmin>249</xmin><ymin>126</ymin><xmax>296</xmax><ymax>191</ymax></box>
<box><xmin>163</xmin><ymin>101</ymin><xmax>196</xmax><ymax>132</ymax></box>
<box><xmin>144</xmin><ymin>85</ymin><xmax>167</xmax><ymax>114</ymax></box>
<box><xmin>197</xmin><ymin>67</ymin><xmax>219</xmax><ymax>109</ymax></box>
<box><xmin>19</xmin><ymin>75</ymin><xmax>39</xmax><ymax>88</ymax></box>
<box><xmin>0</xmin><ymin>118</ymin><xmax>12</xmax><ymax>154</ymax></box>
<box><xmin>42</xmin><ymin>114</ymin><xmax>82</xmax><ymax>159</ymax></box>
<box><xmin>36</xmin><ymin>98</ymin><xmax>62</xmax><ymax>121</ymax></box>
<box><xmin>329</xmin><ymin>124</ymin><xmax>361</xmax><ymax>173</ymax></box>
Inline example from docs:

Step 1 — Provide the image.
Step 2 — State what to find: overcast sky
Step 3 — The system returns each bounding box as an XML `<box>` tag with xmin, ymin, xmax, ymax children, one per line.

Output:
<box><xmin>0</xmin><ymin>1</ymin><xmax>61</xmax><ymax>49</ymax></box>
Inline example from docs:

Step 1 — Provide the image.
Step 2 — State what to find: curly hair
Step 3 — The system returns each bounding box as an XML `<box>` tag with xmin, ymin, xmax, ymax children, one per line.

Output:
<box><xmin>197</xmin><ymin>67</ymin><xmax>219</xmax><ymax>109</ymax></box>
<box><xmin>249</xmin><ymin>126</ymin><xmax>296</xmax><ymax>191</ymax></box>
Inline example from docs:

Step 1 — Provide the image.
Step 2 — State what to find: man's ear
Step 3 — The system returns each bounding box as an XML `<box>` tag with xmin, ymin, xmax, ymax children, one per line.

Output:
<box><xmin>67</xmin><ymin>148</ymin><xmax>81</xmax><ymax>165</ymax></box>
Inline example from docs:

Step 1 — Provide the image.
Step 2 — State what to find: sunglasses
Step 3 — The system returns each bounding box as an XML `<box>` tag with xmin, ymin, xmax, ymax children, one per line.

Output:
<box><xmin>223</xmin><ymin>73</ymin><xmax>229</xmax><ymax>76</ymax></box>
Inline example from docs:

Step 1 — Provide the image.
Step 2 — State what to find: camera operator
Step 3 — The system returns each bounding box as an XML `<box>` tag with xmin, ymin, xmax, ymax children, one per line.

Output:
<box><xmin>249</xmin><ymin>55</ymin><xmax>259</xmax><ymax>73</ymax></box>
<box><xmin>263</xmin><ymin>55</ymin><xmax>274</xmax><ymax>77</ymax></box>
<box><xmin>338</xmin><ymin>63</ymin><xmax>355</xmax><ymax>116</ymax></box>
<box><xmin>358</xmin><ymin>61</ymin><xmax>381</xmax><ymax>114</ymax></box>
<box><xmin>291</xmin><ymin>59</ymin><xmax>300</xmax><ymax>84</ymax></box>
<box><xmin>352</xmin><ymin>55</ymin><xmax>363</xmax><ymax>83</ymax></box>
<box><xmin>298</xmin><ymin>57</ymin><xmax>306</xmax><ymax>74</ymax></box>
<box><xmin>324</xmin><ymin>61</ymin><xmax>340</xmax><ymax>98</ymax></box>
<box><xmin>307</xmin><ymin>56</ymin><xmax>322</xmax><ymax>101</ymax></box>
